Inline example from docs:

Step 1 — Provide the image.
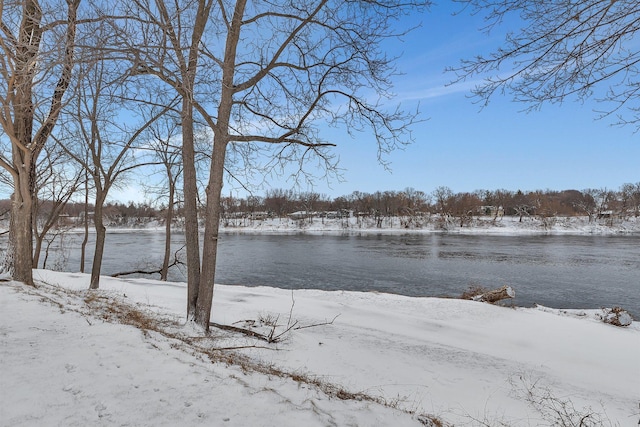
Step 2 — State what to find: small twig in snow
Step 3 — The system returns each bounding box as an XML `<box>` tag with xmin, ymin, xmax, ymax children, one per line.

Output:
<box><xmin>294</xmin><ymin>314</ymin><xmax>341</xmax><ymax>330</ymax></box>
<box><xmin>286</xmin><ymin>290</ymin><xmax>296</xmax><ymax>329</ymax></box>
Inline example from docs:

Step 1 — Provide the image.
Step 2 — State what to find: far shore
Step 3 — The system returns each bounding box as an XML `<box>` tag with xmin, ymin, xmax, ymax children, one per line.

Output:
<box><xmin>4</xmin><ymin>214</ymin><xmax>640</xmax><ymax>236</ymax></box>
<box><xmin>218</xmin><ymin>214</ymin><xmax>640</xmax><ymax>235</ymax></box>
<box><xmin>62</xmin><ymin>214</ymin><xmax>640</xmax><ymax>235</ymax></box>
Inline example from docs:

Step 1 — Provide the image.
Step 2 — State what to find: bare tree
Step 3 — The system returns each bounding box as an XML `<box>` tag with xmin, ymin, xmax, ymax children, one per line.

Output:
<box><xmin>402</xmin><ymin>187</ymin><xmax>429</xmax><ymax>212</ymax></box>
<box><xmin>571</xmin><ymin>190</ymin><xmax>596</xmax><ymax>222</ymax></box>
<box><xmin>619</xmin><ymin>182</ymin><xmax>640</xmax><ymax>218</ymax></box>
<box><xmin>449</xmin><ymin>192</ymin><xmax>481</xmax><ymax>227</ymax></box>
<box><xmin>432</xmin><ymin>186</ymin><xmax>453</xmax><ymax>216</ymax></box>
<box><xmin>512</xmin><ymin>190</ymin><xmax>533</xmax><ymax>222</ymax></box>
<box><xmin>297</xmin><ymin>192</ymin><xmax>322</xmax><ymax>223</ymax></box>
<box><xmin>32</xmin><ymin>144</ymin><xmax>83</xmax><ymax>268</ymax></box>
<box><xmin>264</xmin><ymin>188</ymin><xmax>294</xmax><ymax>218</ymax></box>
<box><xmin>195</xmin><ymin>0</ymin><xmax>428</xmax><ymax>331</ymax></box>
<box><xmin>79</xmin><ymin>168</ymin><xmax>92</xmax><ymax>273</ymax></box>
<box><xmin>583</xmin><ymin>187</ymin><xmax>616</xmax><ymax>224</ymax></box>
<box><xmin>0</xmin><ymin>0</ymin><xmax>81</xmax><ymax>285</ymax></box>
<box><xmin>122</xmin><ymin>0</ymin><xmax>215</xmax><ymax>319</ymax></box>
<box><xmin>630</xmin><ymin>183</ymin><xmax>640</xmax><ymax>217</ymax></box>
<box><xmin>349</xmin><ymin>191</ymin><xmax>371</xmax><ymax>216</ymax></box>
<box><xmin>144</xmin><ymin>116</ymin><xmax>184</xmax><ymax>281</ymax></box>
<box><xmin>126</xmin><ymin>0</ymin><xmax>429</xmax><ymax>330</ymax></box>
<box><xmin>450</xmin><ymin>0</ymin><xmax>640</xmax><ymax>128</ymax></box>
<box><xmin>490</xmin><ymin>189</ymin><xmax>512</xmax><ymax>221</ymax></box>
<box><xmin>61</xmin><ymin>41</ymin><xmax>174</xmax><ymax>289</ymax></box>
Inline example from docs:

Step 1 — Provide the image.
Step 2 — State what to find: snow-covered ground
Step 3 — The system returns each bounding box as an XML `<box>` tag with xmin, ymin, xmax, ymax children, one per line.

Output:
<box><xmin>220</xmin><ymin>215</ymin><xmax>640</xmax><ymax>235</ymax></box>
<box><xmin>2</xmin><ymin>270</ymin><xmax>638</xmax><ymax>426</ymax></box>
<box><xmin>5</xmin><ymin>214</ymin><xmax>640</xmax><ymax>236</ymax></box>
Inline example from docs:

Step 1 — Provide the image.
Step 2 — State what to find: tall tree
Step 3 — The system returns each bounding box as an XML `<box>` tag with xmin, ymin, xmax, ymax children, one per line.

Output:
<box><xmin>194</xmin><ymin>0</ymin><xmax>429</xmax><ymax>330</ymax></box>
<box><xmin>123</xmin><ymin>0</ymin><xmax>215</xmax><ymax>319</ymax></box>
<box><xmin>127</xmin><ymin>0</ymin><xmax>429</xmax><ymax>330</ymax></box>
<box><xmin>62</xmin><ymin>41</ymin><xmax>174</xmax><ymax>289</ymax></box>
<box><xmin>145</xmin><ymin>116</ymin><xmax>184</xmax><ymax>281</ymax></box>
<box><xmin>451</xmin><ymin>0</ymin><xmax>640</xmax><ymax>128</ymax></box>
<box><xmin>432</xmin><ymin>186</ymin><xmax>453</xmax><ymax>215</ymax></box>
<box><xmin>264</xmin><ymin>188</ymin><xmax>294</xmax><ymax>218</ymax></box>
<box><xmin>0</xmin><ymin>0</ymin><xmax>81</xmax><ymax>285</ymax></box>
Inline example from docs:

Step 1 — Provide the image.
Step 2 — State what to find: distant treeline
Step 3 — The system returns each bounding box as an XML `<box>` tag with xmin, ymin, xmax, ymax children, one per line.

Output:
<box><xmin>218</xmin><ymin>185</ymin><xmax>640</xmax><ymax>225</ymax></box>
<box><xmin>2</xmin><ymin>184</ymin><xmax>639</xmax><ymax>225</ymax></box>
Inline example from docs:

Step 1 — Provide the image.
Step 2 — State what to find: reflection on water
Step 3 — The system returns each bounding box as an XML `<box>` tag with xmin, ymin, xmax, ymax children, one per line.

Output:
<box><xmin>14</xmin><ymin>230</ymin><xmax>640</xmax><ymax>317</ymax></box>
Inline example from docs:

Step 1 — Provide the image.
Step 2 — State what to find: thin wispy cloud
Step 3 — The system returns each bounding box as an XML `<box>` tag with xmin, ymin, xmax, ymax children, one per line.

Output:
<box><xmin>395</xmin><ymin>78</ymin><xmax>482</xmax><ymax>103</ymax></box>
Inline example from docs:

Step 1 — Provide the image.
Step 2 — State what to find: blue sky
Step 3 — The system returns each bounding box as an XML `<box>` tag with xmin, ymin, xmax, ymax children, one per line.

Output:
<box><xmin>305</xmin><ymin>3</ymin><xmax>640</xmax><ymax>198</ymax></box>
<box><xmin>109</xmin><ymin>3</ymin><xmax>640</xmax><ymax>203</ymax></box>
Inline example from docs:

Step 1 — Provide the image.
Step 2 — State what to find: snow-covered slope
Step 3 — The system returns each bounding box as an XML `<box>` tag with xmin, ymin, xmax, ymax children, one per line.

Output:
<box><xmin>219</xmin><ymin>215</ymin><xmax>640</xmax><ymax>235</ymax></box>
<box><xmin>2</xmin><ymin>270</ymin><xmax>638</xmax><ymax>426</ymax></box>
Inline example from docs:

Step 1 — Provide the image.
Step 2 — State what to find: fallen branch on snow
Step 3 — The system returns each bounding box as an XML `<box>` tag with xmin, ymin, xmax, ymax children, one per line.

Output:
<box><xmin>210</xmin><ymin>314</ymin><xmax>340</xmax><ymax>344</ymax></box>
<box><xmin>111</xmin><ymin>246</ymin><xmax>185</xmax><ymax>278</ymax></box>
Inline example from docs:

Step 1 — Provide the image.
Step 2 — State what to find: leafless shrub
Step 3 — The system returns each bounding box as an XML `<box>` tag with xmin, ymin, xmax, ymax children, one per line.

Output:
<box><xmin>49</xmin><ymin>232</ymin><xmax>72</xmax><ymax>272</ymax></box>
<box><xmin>538</xmin><ymin>214</ymin><xmax>556</xmax><ymax>230</ymax></box>
<box><xmin>416</xmin><ymin>415</ymin><xmax>448</xmax><ymax>427</ymax></box>
<box><xmin>512</xmin><ymin>374</ymin><xmax>616</xmax><ymax>427</ymax></box>
<box><xmin>257</xmin><ymin>312</ymin><xmax>279</xmax><ymax>328</ymax></box>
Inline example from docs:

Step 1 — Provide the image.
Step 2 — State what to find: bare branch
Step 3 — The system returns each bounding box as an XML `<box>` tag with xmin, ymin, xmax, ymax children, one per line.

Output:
<box><xmin>450</xmin><ymin>0</ymin><xmax>640</xmax><ymax>127</ymax></box>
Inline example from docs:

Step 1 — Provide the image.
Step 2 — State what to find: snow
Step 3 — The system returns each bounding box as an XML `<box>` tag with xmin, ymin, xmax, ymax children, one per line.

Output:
<box><xmin>2</xmin><ymin>270</ymin><xmax>639</xmax><ymax>426</ymax></box>
<box><xmin>217</xmin><ymin>215</ymin><xmax>640</xmax><ymax>235</ymax></box>
<box><xmin>1</xmin><ymin>277</ymin><xmax>418</xmax><ymax>427</ymax></box>
<box><xmin>41</xmin><ymin>214</ymin><xmax>640</xmax><ymax>235</ymax></box>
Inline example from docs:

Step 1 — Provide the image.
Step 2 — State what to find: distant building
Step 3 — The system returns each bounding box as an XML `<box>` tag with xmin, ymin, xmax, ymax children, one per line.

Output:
<box><xmin>287</xmin><ymin>211</ymin><xmax>312</xmax><ymax>220</ymax></box>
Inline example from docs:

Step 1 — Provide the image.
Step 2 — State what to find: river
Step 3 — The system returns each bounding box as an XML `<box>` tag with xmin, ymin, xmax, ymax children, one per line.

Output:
<box><xmin>34</xmin><ymin>230</ymin><xmax>640</xmax><ymax>318</ymax></box>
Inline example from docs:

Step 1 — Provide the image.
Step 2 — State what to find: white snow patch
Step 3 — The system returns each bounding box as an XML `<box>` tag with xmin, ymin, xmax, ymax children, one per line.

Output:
<box><xmin>1</xmin><ymin>270</ymin><xmax>638</xmax><ymax>426</ymax></box>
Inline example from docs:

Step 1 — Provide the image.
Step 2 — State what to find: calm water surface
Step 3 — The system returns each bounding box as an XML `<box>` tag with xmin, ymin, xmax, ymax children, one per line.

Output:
<box><xmin>46</xmin><ymin>231</ymin><xmax>640</xmax><ymax>317</ymax></box>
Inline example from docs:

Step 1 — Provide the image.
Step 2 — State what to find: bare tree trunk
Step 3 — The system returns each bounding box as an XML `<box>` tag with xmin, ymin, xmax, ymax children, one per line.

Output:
<box><xmin>33</xmin><ymin>199</ymin><xmax>76</xmax><ymax>269</ymax></box>
<box><xmin>8</xmin><ymin>182</ymin><xmax>34</xmax><ymax>286</ymax></box>
<box><xmin>193</xmin><ymin>0</ymin><xmax>245</xmax><ymax>330</ymax></box>
<box><xmin>80</xmin><ymin>173</ymin><xmax>89</xmax><ymax>273</ymax></box>
<box><xmin>32</xmin><ymin>231</ymin><xmax>43</xmax><ymax>268</ymax></box>
<box><xmin>160</xmin><ymin>182</ymin><xmax>175</xmax><ymax>281</ymax></box>
<box><xmin>42</xmin><ymin>239</ymin><xmax>51</xmax><ymax>269</ymax></box>
<box><xmin>31</xmin><ymin>194</ymin><xmax>40</xmax><ymax>269</ymax></box>
<box><xmin>2</xmin><ymin>0</ymin><xmax>80</xmax><ymax>285</ymax></box>
<box><xmin>126</xmin><ymin>0</ymin><xmax>427</xmax><ymax>329</ymax></box>
<box><xmin>5</xmin><ymin>0</ymin><xmax>40</xmax><ymax>286</ymax></box>
<box><xmin>42</xmin><ymin>231</ymin><xmax>63</xmax><ymax>270</ymax></box>
<box><xmin>181</xmin><ymin>101</ymin><xmax>201</xmax><ymax>318</ymax></box>
<box><xmin>195</xmin><ymin>138</ymin><xmax>228</xmax><ymax>329</ymax></box>
<box><xmin>132</xmin><ymin>0</ymin><xmax>212</xmax><ymax>319</ymax></box>
<box><xmin>89</xmin><ymin>200</ymin><xmax>106</xmax><ymax>289</ymax></box>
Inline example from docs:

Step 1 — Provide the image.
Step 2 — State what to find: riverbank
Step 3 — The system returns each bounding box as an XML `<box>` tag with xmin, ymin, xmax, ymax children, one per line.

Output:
<box><xmin>3</xmin><ymin>214</ymin><xmax>639</xmax><ymax>236</ymax></box>
<box><xmin>2</xmin><ymin>270</ymin><xmax>638</xmax><ymax>426</ymax></box>
<box><xmin>220</xmin><ymin>214</ymin><xmax>640</xmax><ymax>235</ymax></box>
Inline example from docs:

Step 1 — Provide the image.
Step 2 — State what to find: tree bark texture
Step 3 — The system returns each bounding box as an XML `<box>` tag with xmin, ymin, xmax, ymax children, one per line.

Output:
<box><xmin>2</xmin><ymin>0</ymin><xmax>80</xmax><ymax>285</ymax></box>
<box><xmin>8</xmin><ymin>180</ymin><xmax>34</xmax><ymax>286</ymax></box>
<box><xmin>193</xmin><ymin>0</ymin><xmax>246</xmax><ymax>330</ymax></box>
<box><xmin>181</xmin><ymin>101</ymin><xmax>201</xmax><ymax>319</ymax></box>
<box><xmin>89</xmin><ymin>199</ymin><xmax>106</xmax><ymax>289</ymax></box>
<box><xmin>194</xmin><ymin>137</ymin><xmax>228</xmax><ymax>329</ymax></box>
<box><xmin>161</xmin><ymin>182</ymin><xmax>175</xmax><ymax>281</ymax></box>
<box><xmin>80</xmin><ymin>174</ymin><xmax>89</xmax><ymax>273</ymax></box>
